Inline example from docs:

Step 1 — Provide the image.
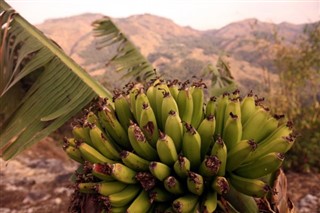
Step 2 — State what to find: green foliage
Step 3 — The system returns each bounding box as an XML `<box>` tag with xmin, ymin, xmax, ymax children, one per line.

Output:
<box><xmin>266</xmin><ymin>22</ymin><xmax>320</xmax><ymax>172</ymax></box>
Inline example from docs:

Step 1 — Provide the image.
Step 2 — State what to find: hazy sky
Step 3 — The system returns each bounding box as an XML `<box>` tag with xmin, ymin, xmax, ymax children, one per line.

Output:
<box><xmin>6</xmin><ymin>0</ymin><xmax>320</xmax><ymax>30</ymax></box>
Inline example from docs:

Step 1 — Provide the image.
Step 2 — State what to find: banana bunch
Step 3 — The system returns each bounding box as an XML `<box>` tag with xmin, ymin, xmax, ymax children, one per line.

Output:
<box><xmin>63</xmin><ymin>79</ymin><xmax>295</xmax><ymax>213</ymax></box>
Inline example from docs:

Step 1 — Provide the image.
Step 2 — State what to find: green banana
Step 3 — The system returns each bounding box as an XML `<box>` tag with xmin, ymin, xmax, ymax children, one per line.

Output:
<box><xmin>107</xmin><ymin>184</ymin><xmax>141</xmax><ymax>207</ymax></box>
<box><xmin>210</xmin><ymin>137</ymin><xmax>227</xmax><ymax>176</ymax></box>
<box><xmin>96</xmin><ymin>181</ymin><xmax>128</xmax><ymax>196</ymax></box>
<box><xmin>89</xmin><ymin>124</ymin><xmax>120</xmax><ymax>160</ymax></box>
<box><xmin>224</xmin><ymin>184</ymin><xmax>259</xmax><ymax>213</ymax></box>
<box><xmin>226</xmin><ymin>139</ymin><xmax>257</xmax><ymax>171</ymax></box>
<box><xmin>120</xmin><ymin>150</ymin><xmax>150</xmax><ymax>172</ymax></box>
<box><xmin>92</xmin><ymin>163</ymin><xmax>114</xmax><ymax>181</ymax></box>
<box><xmin>72</xmin><ymin>124</ymin><xmax>93</xmax><ymax>146</ymax></box>
<box><xmin>224</xmin><ymin>98</ymin><xmax>241</xmax><ymax>126</ymax></box>
<box><xmin>187</xmin><ymin>171</ymin><xmax>204</xmax><ymax>195</ymax></box>
<box><xmin>97</xmin><ymin>105</ymin><xmax>131</xmax><ymax>149</ymax></box>
<box><xmin>214</xmin><ymin>93</ymin><xmax>230</xmax><ymax>136</ymax></box>
<box><xmin>149</xmin><ymin>187</ymin><xmax>173</xmax><ymax>202</ymax></box>
<box><xmin>205</xmin><ymin>96</ymin><xmax>217</xmax><ymax>117</ymax></box>
<box><xmin>78</xmin><ymin>142</ymin><xmax>115</xmax><ymax>164</ymax></box>
<box><xmin>173</xmin><ymin>155</ymin><xmax>191</xmax><ymax>178</ymax></box>
<box><xmin>211</xmin><ymin>176</ymin><xmax>230</xmax><ymax>195</ymax></box>
<box><xmin>127</xmin><ymin>122</ymin><xmax>158</xmax><ymax>161</ymax></box>
<box><xmin>182</xmin><ymin>123</ymin><xmax>201</xmax><ymax>170</ymax></box>
<box><xmin>155</xmin><ymin>81</ymin><xmax>171</xmax><ymax>129</ymax></box>
<box><xmin>165</xmin><ymin>110</ymin><xmax>183</xmax><ymax>152</ymax></box>
<box><xmin>146</xmin><ymin>79</ymin><xmax>160</xmax><ymax>120</ymax></box>
<box><xmin>139</xmin><ymin>103</ymin><xmax>159</xmax><ymax>147</ymax></box>
<box><xmin>161</xmin><ymin>91</ymin><xmax>179</xmax><ymax>129</ymax></box>
<box><xmin>240</xmin><ymin>91</ymin><xmax>256</xmax><ymax>125</ymax></box>
<box><xmin>113</xmin><ymin>92</ymin><xmax>134</xmax><ymax>130</ymax></box>
<box><xmin>86</xmin><ymin>110</ymin><xmax>103</xmax><ymax>130</ymax></box>
<box><xmin>235</xmin><ymin>152</ymin><xmax>284</xmax><ymax>179</ymax></box>
<box><xmin>135</xmin><ymin>88</ymin><xmax>150</xmax><ymax>121</ymax></box>
<box><xmin>222</xmin><ymin>112</ymin><xmax>242</xmax><ymax>150</ymax></box>
<box><xmin>246</xmin><ymin>135</ymin><xmax>294</xmax><ymax>163</ymax></box>
<box><xmin>127</xmin><ymin>189</ymin><xmax>152</xmax><ymax>213</ymax></box>
<box><xmin>164</xmin><ymin>176</ymin><xmax>185</xmax><ymax>195</ymax></box>
<box><xmin>172</xmin><ymin>194</ymin><xmax>199</xmax><ymax>213</ymax></box>
<box><xmin>167</xmin><ymin>79</ymin><xmax>180</xmax><ymax>101</ymax></box>
<box><xmin>197</xmin><ymin>115</ymin><xmax>216</xmax><ymax>157</ymax></box>
<box><xmin>191</xmin><ymin>82</ymin><xmax>206</xmax><ymax>128</ymax></box>
<box><xmin>228</xmin><ymin>173</ymin><xmax>270</xmax><ymax>198</ymax></box>
<box><xmin>78</xmin><ymin>182</ymin><xmax>96</xmax><ymax>193</ymax></box>
<box><xmin>149</xmin><ymin>161</ymin><xmax>171</xmax><ymax>181</ymax></box>
<box><xmin>63</xmin><ymin>137</ymin><xmax>77</xmax><ymax>147</ymax></box>
<box><xmin>156</xmin><ymin>132</ymin><xmax>178</xmax><ymax>166</ymax></box>
<box><xmin>177</xmin><ymin>87</ymin><xmax>194</xmax><ymax>124</ymax></box>
<box><xmin>258</xmin><ymin>121</ymin><xmax>293</xmax><ymax>144</ymax></box>
<box><xmin>199</xmin><ymin>155</ymin><xmax>221</xmax><ymax>177</ymax></box>
<box><xmin>202</xmin><ymin>191</ymin><xmax>217</xmax><ymax>213</ymax></box>
<box><xmin>241</xmin><ymin>107</ymin><xmax>269</xmax><ymax>140</ymax></box>
<box><xmin>63</xmin><ymin>145</ymin><xmax>83</xmax><ymax>163</ymax></box>
<box><xmin>109</xmin><ymin>163</ymin><xmax>138</xmax><ymax>184</ymax></box>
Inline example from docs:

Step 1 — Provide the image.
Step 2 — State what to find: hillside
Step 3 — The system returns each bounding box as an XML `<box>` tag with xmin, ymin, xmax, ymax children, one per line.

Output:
<box><xmin>36</xmin><ymin>13</ymin><xmax>306</xmax><ymax>93</ymax></box>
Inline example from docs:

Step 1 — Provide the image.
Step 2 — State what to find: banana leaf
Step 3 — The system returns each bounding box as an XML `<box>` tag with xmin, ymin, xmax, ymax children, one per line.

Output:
<box><xmin>0</xmin><ymin>1</ymin><xmax>114</xmax><ymax>160</ymax></box>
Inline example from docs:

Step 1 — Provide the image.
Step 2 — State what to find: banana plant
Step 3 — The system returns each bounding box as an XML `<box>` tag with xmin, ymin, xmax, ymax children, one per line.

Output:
<box><xmin>0</xmin><ymin>0</ymin><xmax>155</xmax><ymax>160</ymax></box>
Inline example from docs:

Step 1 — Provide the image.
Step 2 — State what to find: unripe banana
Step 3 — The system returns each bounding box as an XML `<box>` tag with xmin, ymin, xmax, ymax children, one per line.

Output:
<box><xmin>211</xmin><ymin>176</ymin><xmax>229</xmax><ymax>195</ymax></box>
<box><xmin>172</xmin><ymin>194</ymin><xmax>199</xmax><ymax>213</ymax></box>
<box><xmin>222</xmin><ymin>112</ymin><xmax>242</xmax><ymax>150</ymax></box>
<box><xmin>139</xmin><ymin>103</ymin><xmax>159</xmax><ymax>147</ymax></box>
<box><xmin>214</xmin><ymin>93</ymin><xmax>230</xmax><ymax>136</ymax></box>
<box><xmin>97</xmin><ymin>105</ymin><xmax>131</xmax><ymax>149</ymax></box>
<box><xmin>149</xmin><ymin>187</ymin><xmax>173</xmax><ymax>202</ymax></box>
<box><xmin>78</xmin><ymin>142</ymin><xmax>115</xmax><ymax>164</ymax></box>
<box><xmin>92</xmin><ymin>163</ymin><xmax>114</xmax><ymax>181</ymax></box>
<box><xmin>107</xmin><ymin>184</ymin><xmax>141</xmax><ymax>207</ymax></box>
<box><xmin>95</xmin><ymin>181</ymin><xmax>127</xmax><ymax>196</ymax></box>
<box><xmin>258</xmin><ymin>121</ymin><xmax>293</xmax><ymax>144</ymax></box>
<box><xmin>109</xmin><ymin>163</ymin><xmax>138</xmax><ymax>184</ymax></box>
<box><xmin>167</xmin><ymin>79</ymin><xmax>180</xmax><ymax>100</ymax></box>
<box><xmin>173</xmin><ymin>155</ymin><xmax>191</xmax><ymax>178</ymax></box>
<box><xmin>187</xmin><ymin>171</ymin><xmax>204</xmax><ymax>195</ymax></box>
<box><xmin>177</xmin><ymin>87</ymin><xmax>194</xmax><ymax>124</ymax></box>
<box><xmin>120</xmin><ymin>150</ymin><xmax>150</xmax><ymax>172</ymax></box>
<box><xmin>146</xmin><ymin>79</ymin><xmax>160</xmax><ymax>119</ymax></box>
<box><xmin>161</xmin><ymin>91</ymin><xmax>179</xmax><ymax>129</ymax></box>
<box><xmin>199</xmin><ymin>155</ymin><xmax>221</xmax><ymax>177</ymax></box>
<box><xmin>241</xmin><ymin>107</ymin><xmax>270</xmax><ymax>140</ymax></box>
<box><xmin>235</xmin><ymin>152</ymin><xmax>284</xmax><ymax>179</ymax></box>
<box><xmin>205</xmin><ymin>96</ymin><xmax>217</xmax><ymax>117</ymax></box>
<box><xmin>78</xmin><ymin>182</ymin><xmax>96</xmax><ymax>193</ymax></box>
<box><xmin>191</xmin><ymin>82</ymin><xmax>206</xmax><ymax>128</ymax></box>
<box><xmin>89</xmin><ymin>124</ymin><xmax>120</xmax><ymax>160</ymax></box>
<box><xmin>127</xmin><ymin>189</ymin><xmax>152</xmax><ymax>213</ymax></box>
<box><xmin>149</xmin><ymin>161</ymin><xmax>171</xmax><ymax>181</ymax></box>
<box><xmin>228</xmin><ymin>173</ymin><xmax>270</xmax><ymax>198</ymax></box>
<box><xmin>182</xmin><ymin>123</ymin><xmax>201</xmax><ymax>170</ymax></box>
<box><xmin>165</xmin><ymin>110</ymin><xmax>183</xmax><ymax>152</ymax></box>
<box><xmin>155</xmin><ymin>81</ymin><xmax>171</xmax><ymax>129</ymax></box>
<box><xmin>164</xmin><ymin>176</ymin><xmax>185</xmax><ymax>195</ymax></box>
<box><xmin>86</xmin><ymin>111</ymin><xmax>103</xmax><ymax>130</ymax></box>
<box><xmin>72</xmin><ymin>124</ymin><xmax>93</xmax><ymax>146</ymax></box>
<box><xmin>113</xmin><ymin>92</ymin><xmax>134</xmax><ymax>130</ymax></box>
<box><xmin>128</xmin><ymin>122</ymin><xmax>158</xmax><ymax>161</ymax></box>
<box><xmin>226</xmin><ymin>139</ymin><xmax>257</xmax><ymax>171</ymax></box>
<box><xmin>63</xmin><ymin>137</ymin><xmax>77</xmax><ymax>147</ymax></box>
<box><xmin>202</xmin><ymin>191</ymin><xmax>218</xmax><ymax>213</ymax></box>
<box><xmin>197</xmin><ymin>115</ymin><xmax>216</xmax><ymax>157</ymax></box>
<box><xmin>224</xmin><ymin>98</ymin><xmax>241</xmax><ymax>126</ymax></box>
<box><xmin>63</xmin><ymin>144</ymin><xmax>83</xmax><ymax>163</ymax></box>
<box><xmin>135</xmin><ymin>88</ymin><xmax>150</xmax><ymax>121</ymax></box>
<box><xmin>240</xmin><ymin>91</ymin><xmax>256</xmax><ymax>124</ymax></box>
<box><xmin>246</xmin><ymin>135</ymin><xmax>294</xmax><ymax>163</ymax></box>
<box><xmin>210</xmin><ymin>137</ymin><xmax>227</xmax><ymax>176</ymax></box>
<box><xmin>156</xmin><ymin>132</ymin><xmax>179</xmax><ymax>166</ymax></box>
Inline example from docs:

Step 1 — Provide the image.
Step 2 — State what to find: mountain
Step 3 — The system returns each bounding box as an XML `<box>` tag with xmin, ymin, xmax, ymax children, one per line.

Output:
<box><xmin>36</xmin><ymin>13</ymin><xmax>307</xmax><ymax>92</ymax></box>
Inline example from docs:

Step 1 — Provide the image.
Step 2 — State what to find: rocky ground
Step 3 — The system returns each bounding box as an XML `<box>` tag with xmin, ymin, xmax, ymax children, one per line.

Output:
<box><xmin>0</xmin><ymin>137</ymin><xmax>319</xmax><ymax>213</ymax></box>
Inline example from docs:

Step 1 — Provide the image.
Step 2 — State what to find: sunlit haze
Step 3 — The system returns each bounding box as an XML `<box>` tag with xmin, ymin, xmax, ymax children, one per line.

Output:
<box><xmin>5</xmin><ymin>0</ymin><xmax>320</xmax><ymax>30</ymax></box>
